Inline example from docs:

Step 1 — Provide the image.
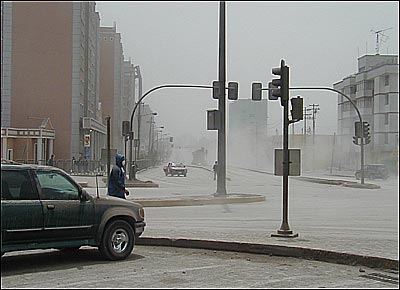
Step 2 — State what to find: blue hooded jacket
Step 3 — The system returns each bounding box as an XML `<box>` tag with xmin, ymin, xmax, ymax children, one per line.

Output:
<box><xmin>107</xmin><ymin>153</ymin><xmax>126</xmax><ymax>199</ymax></box>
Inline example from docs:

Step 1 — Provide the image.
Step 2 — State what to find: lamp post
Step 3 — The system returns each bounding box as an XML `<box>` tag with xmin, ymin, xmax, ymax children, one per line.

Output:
<box><xmin>128</xmin><ymin>84</ymin><xmax>214</xmax><ymax>180</ymax></box>
<box><xmin>155</xmin><ymin>127</ymin><xmax>164</xmax><ymax>164</ymax></box>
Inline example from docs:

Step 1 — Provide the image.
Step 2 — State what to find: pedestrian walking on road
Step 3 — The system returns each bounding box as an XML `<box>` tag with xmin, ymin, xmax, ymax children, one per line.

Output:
<box><xmin>213</xmin><ymin>160</ymin><xmax>218</xmax><ymax>180</ymax></box>
<box><xmin>108</xmin><ymin>153</ymin><xmax>130</xmax><ymax>199</ymax></box>
<box><xmin>47</xmin><ymin>154</ymin><xmax>55</xmax><ymax>166</ymax></box>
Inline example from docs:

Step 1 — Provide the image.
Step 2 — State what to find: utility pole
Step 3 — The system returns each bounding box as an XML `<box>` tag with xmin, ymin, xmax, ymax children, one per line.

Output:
<box><xmin>215</xmin><ymin>0</ymin><xmax>227</xmax><ymax>196</ymax></box>
<box><xmin>308</xmin><ymin>103</ymin><xmax>319</xmax><ymax>171</ymax></box>
<box><xmin>135</xmin><ymin>66</ymin><xmax>143</xmax><ymax>169</ymax></box>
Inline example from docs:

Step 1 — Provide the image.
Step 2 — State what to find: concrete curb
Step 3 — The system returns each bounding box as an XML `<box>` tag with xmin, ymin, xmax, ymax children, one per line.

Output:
<box><xmin>125</xmin><ymin>181</ymin><xmax>159</xmax><ymax>188</ymax></box>
<box><xmin>132</xmin><ymin>193</ymin><xmax>266</xmax><ymax>207</ymax></box>
<box><xmin>136</xmin><ymin>237</ymin><xmax>399</xmax><ymax>271</ymax></box>
<box><xmin>296</xmin><ymin>176</ymin><xmax>381</xmax><ymax>189</ymax></box>
<box><xmin>234</xmin><ymin>167</ymin><xmax>381</xmax><ymax>189</ymax></box>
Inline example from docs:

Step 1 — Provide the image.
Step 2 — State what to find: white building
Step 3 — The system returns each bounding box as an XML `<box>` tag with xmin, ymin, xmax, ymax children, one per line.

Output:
<box><xmin>334</xmin><ymin>54</ymin><xmax>399</xmax><ymax>173</ymax></box>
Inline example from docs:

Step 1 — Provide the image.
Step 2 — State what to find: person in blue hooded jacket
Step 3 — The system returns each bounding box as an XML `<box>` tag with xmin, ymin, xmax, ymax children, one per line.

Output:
<box><xmin>108</xmin><ymin>153</ymin><xmax>130</xmax><ymax>199</ymax></box>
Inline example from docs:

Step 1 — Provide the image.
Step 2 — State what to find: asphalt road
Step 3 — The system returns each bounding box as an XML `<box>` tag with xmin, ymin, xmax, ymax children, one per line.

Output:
<box><xmin>132</xmin><ymin>166</ymin><xmax>399</xmax><ymax>260</ymax></box>
<box><xmin>2</xmin><ymin>165</ymin><xmax>398</xmax><ymax>288</ymax></box>
<box><xmin>1</xmin><ymin>246</ymin><xmax>398</xmax><ymax>288</ymax></box>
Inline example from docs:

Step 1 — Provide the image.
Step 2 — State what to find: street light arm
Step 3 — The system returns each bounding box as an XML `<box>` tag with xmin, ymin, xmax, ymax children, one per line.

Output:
<box><xmin>129</xmin><ymin>84</ymin><xmax>213</xmax><ymax>132</ymax></box>
<box><xmin>289</xmin><ymin>86</ymin><xmax>362</xmax><ymax>123</ymax></box>
<box><xmin>289</xmin><ymin>86</ymin><xmax>365</xmax><ymax>185</ymax></box>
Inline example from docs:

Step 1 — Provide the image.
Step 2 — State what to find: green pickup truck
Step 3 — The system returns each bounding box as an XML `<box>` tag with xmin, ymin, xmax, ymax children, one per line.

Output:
<box><xmin>1</xmin><ymin>162</ymin><xmax>146</xmax><ymax>260</ymax></box>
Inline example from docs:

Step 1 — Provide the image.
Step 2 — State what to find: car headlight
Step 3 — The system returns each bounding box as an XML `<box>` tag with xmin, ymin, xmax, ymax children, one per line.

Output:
<box><xmin>139</xmin><ymin>207</ymin><xmax>145</xmax><ymax>219</ymax></box>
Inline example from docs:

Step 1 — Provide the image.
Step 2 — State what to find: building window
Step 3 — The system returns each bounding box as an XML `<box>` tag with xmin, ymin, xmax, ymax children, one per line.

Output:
<box><xmin>384</xmin><ymin>113</ymin><xmax>389</xmax><ymax>125</ymax></box>
<box><xmin>384</xmin><ymin>133</ymin><xmax>389</xmax><ymax>144</ymax></box>
<box><xmin>350</xmin><ymin>86</ymin><xmax>357</xmax><ymax>94</ymax></box>
<box><xmin>366</xmin><ymin>80</ymin><xmax>373</xmax><ymax>90</ymax></box>
<box><xmin>384</xmin><ymin>75</ymin><xmax>389</xmax><ymax>86</ymax></box>
<box><xmin>385</xmin><ymin>94</ymin><xmax>389</xmax><ymax>105</ymax></box>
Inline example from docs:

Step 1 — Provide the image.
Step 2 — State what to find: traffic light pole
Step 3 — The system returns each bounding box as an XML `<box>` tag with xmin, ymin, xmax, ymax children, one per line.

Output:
<box><xmin>216</xmin><ymin>1</ymin><xmax>227</xmax><ymax>196</ymax></box>
<box><xmin>271</xmin><ymin>91</ymin><xmax>298</xmax><ymax>237</ymax></box>
<box><xmin>290</xmin><ymin>86</ymin><xmax>365</xmax><ymax>184</ymax></box>
<box><xmin>271</xmin><ymin>61</ymin><xmax>298</xmax><ymax>238</ymax></box>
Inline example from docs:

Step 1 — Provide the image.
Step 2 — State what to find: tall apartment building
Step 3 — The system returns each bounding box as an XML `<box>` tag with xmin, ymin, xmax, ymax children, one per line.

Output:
<box><xmin>99</xmin><ymin>25</ymin><xmax>126</xmax><ymax>155</ymax></box>
<box><xmin>1</xmin><ymin>2</ymin><xmax>106</xmax><ymax>163</ymax></box>
<box><xmin>334</xmin><ymin>54</ymin><xmax>399</xmax><ymax>172</ymax></box>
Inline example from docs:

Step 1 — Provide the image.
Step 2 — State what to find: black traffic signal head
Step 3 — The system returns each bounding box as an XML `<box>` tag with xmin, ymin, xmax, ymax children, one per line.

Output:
<box><xmin>251</xmin><ymin>82</ymin><xmax>262</xmax><ymax>101</ymax></box>
<box><xmin>362</xmin><ymin>121</ymin><xmax>370</xmax><ymax>137</ymax></box>
<box><xmin>212</xmin><ymin>81</ymin><xmax>220</xmax><ymax>99</ymax></box>
<box><xmin>268</xmin><ymin>82</ymin><xmax>279</xmax><ymax>100</ymax></box>
<box><xmin>365</xmin><ymin>135</ymin><xmax>371</xmax><ymax>145</ymax></box>
<box><xmin>122</xmin><ymin>121</ymin><xmax>130</xmax><ymax>136</ymax></box>
<box><xmin>290</xmin><ymin>96</ymin><xmax>304</xmax><ymax>121</ymax></box>
<box><xmin>355</xmin><ymin>121</ymin><xmax>362</xmax><ymax>137</ymax></box>
<box><xmin>352</xmin><ymin>136</ymin><xmax>359</xmax><ymax>145</ymax></box>
<box><xmin>271</xmin><ymin>59</ymin><xmax>289</xmax><ymax>106</ymax></box>
<box><xmin>227</xmin><ymin>82</ymin><xmax>238</xmax><ymax>100</ymax></box>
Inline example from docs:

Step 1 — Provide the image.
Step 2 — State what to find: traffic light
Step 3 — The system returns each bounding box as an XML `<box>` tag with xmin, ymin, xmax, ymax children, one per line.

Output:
<box><xmin>268</xmin><ymin>82</ymin><xmax>279</xmax><ymax>100</ymax></box>
<box><xmin>290</xmin><ymin>96</ymin><xmax>303</xmax><ymax>121</ymax></box>
<box><xmin>212</xmin><ymin>81</ymin><xmax>220</xmax><ymax>99</ymax></box>
<box><xmin>354</xmin><ymin>121</ymin><xmax>362</xmax><ymax>137</ymax></box>
<box><xmin>122</xmin><ymin>121</ymin><xmax>130</xmax><ymax>136</ymax></box>
<box><xmin>251</xmin><ymin>82</ymin><xmax>262</xmax><ymax>101</ymax></box>
<box><xmin>352</xmin><ymin>136</ymin><xmax>359</xmax><ymax>145</ymax></box>
<box><xmin>227</xmin><ymin>82</ymin><xmax>238</xmax><ymax>100</ymax></box>
<box><xmin>271</xmin><ymin>59</ymin><xmax>289</xmax><ymax>106</ymax></box>
<box><xmin>362</xmin><ymin>121</ymin><xmax>370</xmax><ymax>137</ymax></box>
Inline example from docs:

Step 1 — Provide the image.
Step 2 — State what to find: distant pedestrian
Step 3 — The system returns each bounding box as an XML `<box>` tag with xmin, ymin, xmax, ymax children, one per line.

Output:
<box><xmin>71</xmin><ymin>156</ymin><xmax>76</xmax><ymax>173</ymax></box>
<box><xmin>213</xmin><ymin>160</ymin><xmax>218</xmax><ymax>180</ymax></box>
<box><xmin>108</xmin><ymin>153</ymin><xmax>130</xmax><ymax>199</ymax></box>
<box><xmin>78</xmin><ymin>153</ymin><xmax>83</xmax><ymax>173</ymax></box>
<box><xmin>47</xmin><ymin>154</ymin><xmax>55</xmax><ymax>166</ymax></box>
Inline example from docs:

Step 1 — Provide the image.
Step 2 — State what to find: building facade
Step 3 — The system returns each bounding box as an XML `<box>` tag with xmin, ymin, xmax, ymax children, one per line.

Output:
<box><xmin>1</xmin><ymin>2</ymin><xmax>106</xmax><ymax>164</ymax></box>
<box><xmin>99</xmin><ymin>25</ymin><xmax>125</xmax><ymax>156</ymax></box>
<box><xmin>334</xmin><ymin>54</ymin><xmax>399</xmax><ymax>173</ymax></box>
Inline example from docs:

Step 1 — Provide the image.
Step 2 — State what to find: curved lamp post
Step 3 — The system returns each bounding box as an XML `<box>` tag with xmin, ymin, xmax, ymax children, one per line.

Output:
<box><xmin>128</xmin><ymin>84</ymin><xmax>213</xmax><ymax>180</ymax></box>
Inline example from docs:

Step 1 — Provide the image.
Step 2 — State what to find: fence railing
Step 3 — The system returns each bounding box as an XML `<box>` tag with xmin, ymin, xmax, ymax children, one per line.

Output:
<box><xmin>15</xmin><ymin>159</ymin><xmax>105</xmax><ymax>175</ymax></box>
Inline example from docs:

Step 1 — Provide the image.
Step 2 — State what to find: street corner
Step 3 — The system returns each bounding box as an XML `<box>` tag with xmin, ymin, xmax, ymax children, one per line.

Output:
<box><xmin>131</xmin><ymin>193</ymin><xmax>265</xmax><ymax>207</ymax></box>
<box><xmin>125</xmin><ymin>179</ymin><xmax>159</xmax><ymax>188</ymax></box>
<box><xmin>342</xmin><ymin>182</ymin><xmax>381</xmax><ymax>189</ymax></box>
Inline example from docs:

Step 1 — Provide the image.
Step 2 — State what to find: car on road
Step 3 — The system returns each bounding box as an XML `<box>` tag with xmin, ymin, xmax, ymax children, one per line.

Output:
<box><xmin>355</xmin><ymin>164</ymin><xmax>389</xmax><ymax>180</ymax></box>
<box><xmin>163</xmin><ymin>162</ymin><xmax>187</xmax><ymax>177</ymax></box>
<box><xmin>1</xmin><ymin>162</ymin><xmax>146</xmax><ymax>260</ymax></box>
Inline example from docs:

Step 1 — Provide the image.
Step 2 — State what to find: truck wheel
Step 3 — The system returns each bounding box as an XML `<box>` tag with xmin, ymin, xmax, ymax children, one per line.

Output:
<box><xmin>99</xmin><ymin>220</ymin><xmax>135</xmax><ymax>260</ymax></box>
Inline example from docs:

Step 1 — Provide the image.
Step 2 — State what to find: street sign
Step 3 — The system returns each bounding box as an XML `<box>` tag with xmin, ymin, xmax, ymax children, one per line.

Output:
<box><xmin>274</xmin><ymin>149</ymin><xmax>301</xmax><ymax>176</ymax></box>
<box><xmin>84</xmin><ymin>134</ymin><xmax>90</xmax><ymax>147</ymax></box>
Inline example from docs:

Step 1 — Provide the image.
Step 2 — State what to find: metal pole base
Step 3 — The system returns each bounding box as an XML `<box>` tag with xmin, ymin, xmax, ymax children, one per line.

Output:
<box><xmin>271</xmin><ymin>230</ymin><xmax>299</xmax><ymax>238</ymax></box>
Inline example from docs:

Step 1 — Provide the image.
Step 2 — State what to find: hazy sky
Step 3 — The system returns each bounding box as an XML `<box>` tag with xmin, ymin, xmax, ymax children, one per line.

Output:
<box><xmin>96</xmin><ymin>1</ymin><xmax>399</xmax><ymax>140</ymax></box>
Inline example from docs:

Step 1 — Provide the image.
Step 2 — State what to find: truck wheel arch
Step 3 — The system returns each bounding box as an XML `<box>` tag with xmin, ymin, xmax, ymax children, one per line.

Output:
<box><xmin>95</xmin><ymin>208</ymin><xmax>138</xmax><ymax>244</ymax></box>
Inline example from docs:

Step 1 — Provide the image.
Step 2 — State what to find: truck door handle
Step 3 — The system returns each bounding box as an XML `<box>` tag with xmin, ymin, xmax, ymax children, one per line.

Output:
<box><xmin>47</xmin><ymin>204</ymin><xmax>55</xmax><ymax>210</ymax></box>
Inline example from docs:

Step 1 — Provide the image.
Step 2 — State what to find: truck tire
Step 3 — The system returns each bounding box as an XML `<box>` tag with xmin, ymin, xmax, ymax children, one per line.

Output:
<box><xmin>99</xmin><ymin>220</ymin><xmax>135</xmax><ymax>260</ymax></box>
